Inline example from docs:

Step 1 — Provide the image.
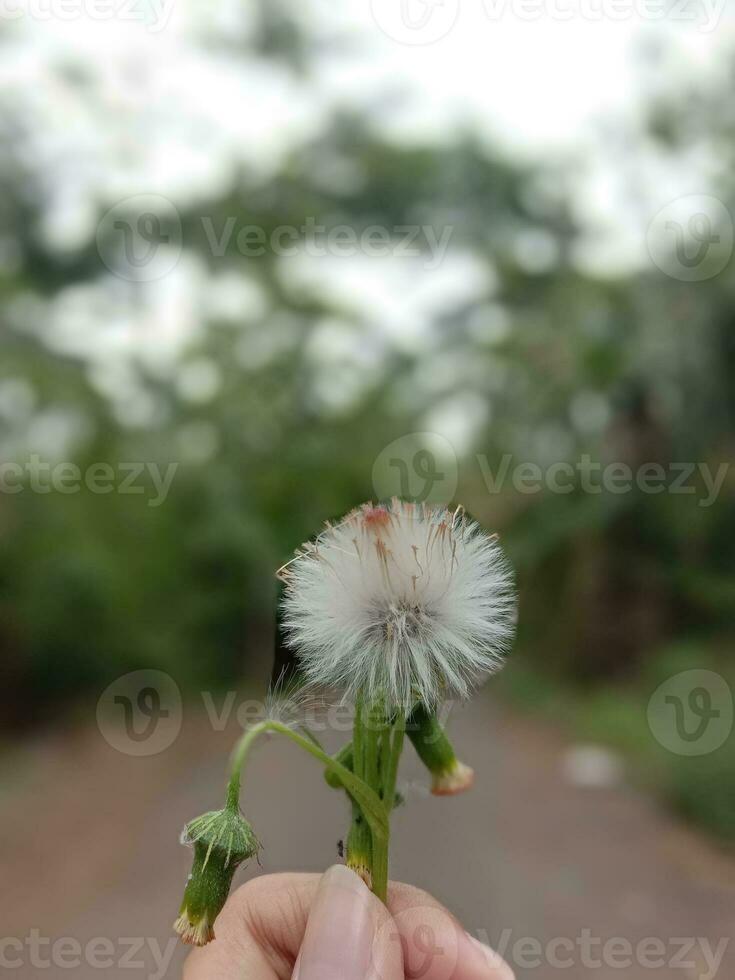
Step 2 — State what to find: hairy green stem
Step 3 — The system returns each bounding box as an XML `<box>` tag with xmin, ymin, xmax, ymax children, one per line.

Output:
<box><xmin>353</xmin><ymin>699</ymin><xmax>364</xmax><ymax>780</ymax></box>
<box><xmin>370</xmin><ymin>830</ymin><xmax>389</xmax><ymax>902</ymax></box>
<box><xmin>364</xmin><ymin>702</ymin><xmax>381</xmax><ymax>790</ymax></box>
<box><xmin>347</xmin><ymin>699</ymin><xmax>401</xmax><ymax>903</ymax></box>
<box><xmin>324</xmin><ymin>741</ymin><xmax>353</xmax><ymax>789</ymax></box>
<box><xmin>345</xmin><ymin>799</ymin><xmax>372</xmax><ymax>882</ymax></box>
<box><xmin>383</xmin><ymin>711</ymin><xmax>406</xmax><ymax>813</ymax></box>
<box><xmin>227</xmin><ymin>721</ymin><xmax>388</xmax><ymax>844</ymax></box>
<box><xmin>226</xmin><ymin>711</ymin><xmax>406</xmax><ymax>906</ymax></box>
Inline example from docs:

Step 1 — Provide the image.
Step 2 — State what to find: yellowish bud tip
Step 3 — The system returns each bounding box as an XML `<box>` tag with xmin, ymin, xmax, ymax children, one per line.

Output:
<box><xmin>174</xmin><ymin>910</ymin><xmax>215</xmax><ymax>947</ymax></box>
<box><xmin>431</xmin><ymin>760</ymin><xmax>475</xmax><ymax>796</ymax></box>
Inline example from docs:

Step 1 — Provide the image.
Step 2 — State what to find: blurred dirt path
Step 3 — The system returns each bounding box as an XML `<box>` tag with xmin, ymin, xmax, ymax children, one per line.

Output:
<box><xmin>1</xmin><ymin>692</ymin><xmax>733</xmax><ymax>979</ymax></box>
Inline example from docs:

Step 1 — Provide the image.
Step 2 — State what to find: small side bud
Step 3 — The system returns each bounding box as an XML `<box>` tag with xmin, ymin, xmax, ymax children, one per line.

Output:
<box><xmin>431</xmin><ymin>759</ymin><xmax>475</xmax><ymax>796</ymax></box>
<box><xmin>174</xmin><ymin>806</ymin><xmax>259</xmax><ymax>947</ymax></box>
<box><xmin>407</xmin><ymin>704</ymin><xmax>475</xmax><ymax>797</ymax></box>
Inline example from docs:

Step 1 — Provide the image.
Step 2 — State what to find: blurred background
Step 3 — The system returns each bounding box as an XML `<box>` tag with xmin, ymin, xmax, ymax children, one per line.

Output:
<box><xmin>0</xmin><ymin>1</ymin><xmax>734</xmax><ymax>977</ymax></box>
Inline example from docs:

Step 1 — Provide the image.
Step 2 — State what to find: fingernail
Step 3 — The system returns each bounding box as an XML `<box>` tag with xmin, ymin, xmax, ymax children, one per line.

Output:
<box><xmin>293</xmin><ymin>865</ymin><xmax>376</xmax><ymax>980</ymax></box>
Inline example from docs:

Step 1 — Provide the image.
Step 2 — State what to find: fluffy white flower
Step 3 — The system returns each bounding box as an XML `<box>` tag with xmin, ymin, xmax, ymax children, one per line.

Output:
<box><xmin>278</xmin><ymin>499</ymin><xmax>516</xmax><ymax>708</ymax></box>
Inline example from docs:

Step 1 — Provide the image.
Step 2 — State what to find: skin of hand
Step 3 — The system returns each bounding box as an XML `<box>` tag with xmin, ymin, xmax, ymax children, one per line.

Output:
<box><xmin>184</xmin><ymin>865</ymin><xmax>515</xmax><ymax>980</ymax></box>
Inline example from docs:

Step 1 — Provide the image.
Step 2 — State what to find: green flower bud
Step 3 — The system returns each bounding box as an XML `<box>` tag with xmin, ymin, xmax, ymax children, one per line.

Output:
<box><xmin>174</xmin><ymin>806</ymin><xmax>259</xmax><ymax>946</ymax></box>
<box><xmin>407</xmin><ymin>704</ymin><xmax>475</xmax><ymax>796</ymax></box>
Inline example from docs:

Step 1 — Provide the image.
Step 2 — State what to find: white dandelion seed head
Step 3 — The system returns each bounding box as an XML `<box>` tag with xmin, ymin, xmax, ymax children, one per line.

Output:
<box><xmin>278</xmin><ymin>498</ymin><xmax>516</xmax><ymax>709</ymax></box>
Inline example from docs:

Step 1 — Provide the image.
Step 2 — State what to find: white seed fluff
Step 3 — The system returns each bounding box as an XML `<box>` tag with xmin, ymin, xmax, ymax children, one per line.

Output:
<box><xmin>279</xmin><ymin>499</ymin><xmax>516</xmax><ymax>708</ymax></box>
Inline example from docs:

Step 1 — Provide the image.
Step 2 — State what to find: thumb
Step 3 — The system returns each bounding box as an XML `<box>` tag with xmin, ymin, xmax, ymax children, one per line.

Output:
<box><xmin>293</xmin><ymin>865</ymin><xmax>402</xmax><ymax>980</ymax></box>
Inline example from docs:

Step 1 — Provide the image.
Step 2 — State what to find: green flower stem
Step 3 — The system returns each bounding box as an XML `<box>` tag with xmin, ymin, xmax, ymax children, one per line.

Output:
<box><xmin>364</xmin><ymin>702</ymin><xmax>382</xmax><ymax>790</ymax></box>
<box><xmin>226</xmin><ymin>711</ymin><xmax>406</xmax><ymax>907</ymax></box>
<box><xmin>227</xmin><ymin>721</ymin><xmax>388</xmax><ymax>844</ymax></box>
<box><xmin>345</xmin><ymin>798</ymin><xmax>372</xmax><ymax>881</ymax></box>
<box><xmin>324</xmin><ymin>741</ymin><xmax>353</xmax><ymax>789</ymax></box>
<box><xmin>348</xmin><ymin>700</ymin><xmax>400</xmax><ymax>904</ymax></box>
<box><xmin>370</xmin><ymin>828</ymin><xmax>389</xmax><ymax>902</ymax></box>
<box><xmin>383</xmin><ymin>711</ymin><xmax>405</xmax><ymax>812</ymax></box>
<box><xmin>353</xmin><ymin>699</ymin><xmax>364</xmax><ymax>780</ymax></box>
<box><xmin>381</xmin><ymin>725</ymin><xmax>391</xmax><ymax>788</ymax></box>
<box><xmin>346</xmin><ymin>701</ymin><xmax>369</xmax><ymax>885</ymax></box>
<box><xmin>406</xmin><ymin>703</ymin><xmax>457</xmax><ymax>776</ymax></box>
<box><xmin>370</xmin><ymin>710</ymin><xmax>405</xmax><ymax>900</ymax></box>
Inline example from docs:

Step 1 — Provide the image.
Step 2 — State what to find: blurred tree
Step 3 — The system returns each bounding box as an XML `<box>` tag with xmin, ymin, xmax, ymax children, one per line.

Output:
<box><xmin>0</xmin><ymin>12</ymin><xmax>732</xmax><ymax>752</ymax></box>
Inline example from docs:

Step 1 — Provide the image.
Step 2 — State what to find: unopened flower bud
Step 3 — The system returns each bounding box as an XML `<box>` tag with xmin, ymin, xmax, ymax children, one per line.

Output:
<box><xmin>407</xmin><ymin>704</ymin><xmax>475</xmax><ymax>796</ymax></box>
<box><xmin>430</xmin><ymin>758</ymin><xmax>475</xmax><ymax>795</ymax></box>
<box><xmin>174</xmin><ymin>806</ymin><xmax>259</xmax><ymax>946</ymax></box>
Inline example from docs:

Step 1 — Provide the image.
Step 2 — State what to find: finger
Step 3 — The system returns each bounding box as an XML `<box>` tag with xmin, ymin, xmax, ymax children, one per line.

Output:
<box><xmin>183</xmin><ymin>873</ymin><xmax>317</xmax><ymax>980</ymax></box>
<box><xmin>183</xmin><ymin>868</ymin><xmax>403</xmax><ymax>980</ymax></box>
<box><xmin>294</xmin><ymin>865</ymin><xmax>402</xmax><ymax>980</ymax></box>
<box><xmin>384</xmin><ymin>881</ymin><xmax>515</xmax><ymax>980</ymax></box>
<box><xmin>183</xmin><ymin>870</ymin><xmax>513</xmax><ymax>980</ymax></box>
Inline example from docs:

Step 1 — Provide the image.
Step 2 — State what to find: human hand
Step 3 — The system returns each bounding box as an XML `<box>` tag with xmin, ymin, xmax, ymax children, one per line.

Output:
<box><xmin>184</xmin><ymin>865</ymin><xmax>514</xmax><ymax>979</ymax></box>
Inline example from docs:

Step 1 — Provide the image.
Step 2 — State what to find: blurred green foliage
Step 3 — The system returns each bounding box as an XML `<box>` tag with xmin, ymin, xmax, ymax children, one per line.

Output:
<box><xmin>0</xmin><ymin>6</ymin><xmax>732</xmax><ymax>833</ymax></box>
